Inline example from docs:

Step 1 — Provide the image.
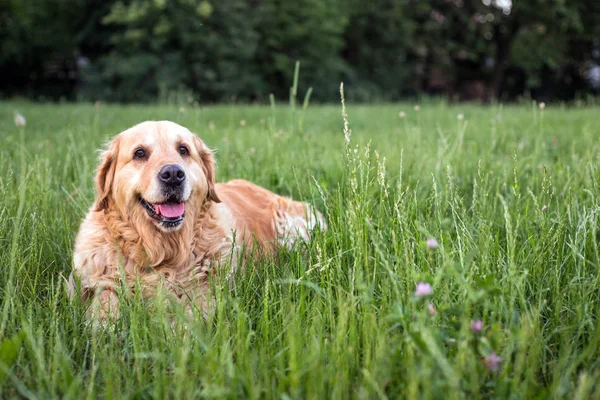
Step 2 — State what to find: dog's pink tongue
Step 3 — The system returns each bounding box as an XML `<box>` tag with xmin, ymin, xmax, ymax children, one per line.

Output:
<box><xmin>155</xmin><ymin>203</ymin><xmax>185</xmax><ymax>218</ymax></box>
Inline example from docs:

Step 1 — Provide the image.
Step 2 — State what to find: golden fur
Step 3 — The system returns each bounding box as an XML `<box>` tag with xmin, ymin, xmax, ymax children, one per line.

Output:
<box><xmin>69</xmin><ymin>121</ymin><xmax>325</xmax><ymax>320</ymax></box>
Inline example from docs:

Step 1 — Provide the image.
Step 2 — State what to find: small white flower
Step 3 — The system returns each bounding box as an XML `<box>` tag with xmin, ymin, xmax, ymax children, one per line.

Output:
<box><xmin>274</xmin><ymin>129</ymin><xmax>285</xmax><ymax>138</ymax></box>
<box><xmin>240</xmin><ymin>119</ymin><xmax>246</xmax><ymax>126</ymax></box>
<box><xmin>399</xmin><ymin>111</ymin><xmax>406</xmax><ymax>118</ymax></box>
<box><xmin>457</xmin><ymin>113</ymin><xmax>464</xmax><ymax>120</ymax></box>
<box><xmin>541</xmin><ymin>205</ymin><xmax>548</xmax><ymax>212</ymax></box>
<box><xmin>179</xmin><ymin>106</ymin><xmax>186</xmax><ymax>113</ymax></box>
<box><xmin>413</xmin><ymin>105</ymin><xmax>420</xmax><ymax>111</ymax></box>
<box><xmin>14</xmin><ymin>112</ymin><xmax>26</xmax><ymax>128</ymax></box>
<box><xmin>539</xmin><ymin>102</ymin><xmax>546</xmax><ymax>110</ymax></box>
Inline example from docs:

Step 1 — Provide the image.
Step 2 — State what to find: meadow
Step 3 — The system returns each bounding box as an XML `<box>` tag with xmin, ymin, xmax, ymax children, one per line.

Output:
<box><xmin>1</xmin><ymin>95</ymin><xmax>599</xmax><ymax>398</ymax></box>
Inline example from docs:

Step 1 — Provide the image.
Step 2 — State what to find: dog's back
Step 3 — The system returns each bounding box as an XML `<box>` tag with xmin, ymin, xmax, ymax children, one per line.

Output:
<box><xmin>216</xmin><ymin>179</ymin><xmax>326</xmax><ymax>251</ymax></box>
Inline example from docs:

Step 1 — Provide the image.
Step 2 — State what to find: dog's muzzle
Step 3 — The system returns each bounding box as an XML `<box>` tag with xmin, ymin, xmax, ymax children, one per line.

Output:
<box><xmin>139</xmin><ymin>197</ymin><xmax>185</xmax><ymax>229</ymax></box>
<box><xmin>159</xmin><ymin>164</ymin><xmax>186</xmax><ymax>187</ymax></box>
<box><xmin>140</xmin><ymin>164</ymin><xmax>188</xmax><ymax>230</ymax></box>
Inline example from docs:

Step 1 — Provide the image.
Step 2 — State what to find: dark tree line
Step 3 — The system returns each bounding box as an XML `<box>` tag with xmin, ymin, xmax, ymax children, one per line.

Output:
<box><xmin>1</xmin><ymin>0</ymin><xmax>599</xmax><ymax>103</ymax></box>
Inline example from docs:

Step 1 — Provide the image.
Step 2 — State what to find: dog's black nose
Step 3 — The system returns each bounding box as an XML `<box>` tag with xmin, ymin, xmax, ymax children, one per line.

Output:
<box><xmin>158</xmin><ymin>164</ymin><xmax>186</xmax><ymax>186</ymax></box>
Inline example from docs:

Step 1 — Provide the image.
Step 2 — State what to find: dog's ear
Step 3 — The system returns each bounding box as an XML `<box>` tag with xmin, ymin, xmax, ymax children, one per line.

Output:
<box><xmin>94</xmin><ymin>136</ymin><xmax>120</xmax><ymax>211</ymax></box>
<box><xmin>193</xmin><ymin>136</ymin><xmax>221</xmax><ymax>203</ymax></box>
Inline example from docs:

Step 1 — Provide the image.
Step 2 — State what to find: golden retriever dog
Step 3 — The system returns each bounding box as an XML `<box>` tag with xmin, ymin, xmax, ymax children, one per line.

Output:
<box><xmin>68</xmin><ymin>121</ymin><xmax>325</xmax><ymax>320</ymax></box>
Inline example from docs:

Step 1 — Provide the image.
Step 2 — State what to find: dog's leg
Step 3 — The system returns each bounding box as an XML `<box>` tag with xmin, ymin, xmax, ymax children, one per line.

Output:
<box><xmin>89</xmin><ymin>289</ymin><xmax>120</xmax><ymax>323</ymax></box>
<box><xmin>274</xmin><ymin>200</ymin><xmax>327</xmax><ymax>249</ymax></box>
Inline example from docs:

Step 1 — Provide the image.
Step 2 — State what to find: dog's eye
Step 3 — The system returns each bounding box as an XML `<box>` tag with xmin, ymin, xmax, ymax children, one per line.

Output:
<box><xmin>133</xmin><ymin>148</ymin><xmax>146</xmax><ymax>159</ymax></box>
<box><xmin>179</xmin><ymin>145</ymin><xmax>190</xmax><ymax>156</ymax></box>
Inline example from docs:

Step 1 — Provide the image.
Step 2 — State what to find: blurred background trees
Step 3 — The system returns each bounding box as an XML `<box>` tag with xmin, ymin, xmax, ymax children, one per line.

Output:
<box><xmin>1</xmin><ymin>0</ymin><xmax>599</xmax><ymax>103</ymax></box>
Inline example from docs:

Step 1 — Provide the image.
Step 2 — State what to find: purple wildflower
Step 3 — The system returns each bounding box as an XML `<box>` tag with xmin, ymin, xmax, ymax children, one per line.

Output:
<box><xmin>415</xmin><ymin>282</ymin><xmax>432</xmax><ymax>297</ymax></box>
<box><xmin>483</xmin><ymin>352</ymin><xmax>501</xmax><ymax>372</ymax></box>
<box><xmin>426</xmin><ymin>238</ymin><xmax>439</xmax><ymax>249</ymax></box>
<box><xmin>471</xmin><ymin>320</ymin><xmax>483</xmax><ymax>333</ymax></box>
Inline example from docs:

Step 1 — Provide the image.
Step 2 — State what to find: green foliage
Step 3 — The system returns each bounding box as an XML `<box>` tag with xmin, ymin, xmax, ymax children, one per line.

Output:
<box><xmin>1</xmin><ymin>0</ymin><xmax>599</xmax><ymax>101</ymax></box>
<box><xmin>0</xmin><ymin>332</ymin><xmax>25</xmax><ymax>385</ymax></box>
<box><xmin>79</xmin><ymin>0</ymin><xmax>262</xmax><ymax>102</ymax></box>
<box><xmin>82</xmin><ymin>0</ymin><xmax>351</xmax><ymax>102</ymax></box>
<box><xmin>342</xmin><ymin>0</ymin><xmax>417</xmax><ymax>101</ymax></box>
<box><xmin>396</xmin><ymin>0</ymin><xmax>598</xmax><ymax>99</ymax></box>
<box><xmin>0</xmin><ymin>0</ymin><xmax>85</xmax><ymax>98</ymax></box>
<box><xmin>177</xmin><ymin>0</ymin><xmax>263</xmax><ymax>101</ymax></box>
<box><xmin>255</xmin><ymin>0</ymin><xmax>349</xmax><ymax>101</ymax></box>
<box><xmin>1</xmin><ymin>100</ymin><xmax>600</xmax><ymax>397</ymax></box>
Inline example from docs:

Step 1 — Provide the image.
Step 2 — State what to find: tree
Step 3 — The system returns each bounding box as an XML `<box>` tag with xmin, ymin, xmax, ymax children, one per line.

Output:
<box><xmin>1</xmin><ymin>0</ymin><xmax>598</xmax><ymax>102</ymax></box>
<box><xmin>254</xmin><ymin>0</ymin><xmax>349</xmax><ymax>101</ymax></box>
<box><xmin>485</xmin><ymin>0</ymin><xmax>584</xmax><ymax>100</ymax></box>
<box><xmin>79</xmin><ymin>0</ymin><xmax>262</xmax><ymax>102</ymax></box>
<box><xmin>405</xmin><ymin>0</ymin><xmax>595</xmax><ymax>101</ymax></box>
<box><xmin>341</xmin><ymin>0</ymin><xmax>417</xmax><ymax>101</ymax></box>
<box><xmin>0</xmin><ymin>0</ymin><xmax>85</xmax><ymax>99</ymax></box>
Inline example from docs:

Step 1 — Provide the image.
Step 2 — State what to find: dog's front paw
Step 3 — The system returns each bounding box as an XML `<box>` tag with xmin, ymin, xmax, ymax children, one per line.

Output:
<box><xmin>87</xmin><ymin>289</ymin><xmax>120</xmax><ymax>326</ymax></box>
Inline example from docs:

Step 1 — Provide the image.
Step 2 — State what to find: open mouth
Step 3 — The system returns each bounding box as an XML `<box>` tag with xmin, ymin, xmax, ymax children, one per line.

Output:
<box><xmin>139</xmin><ymin>197</ymin><xmax>185</xmax><ymax>229</ymax></box>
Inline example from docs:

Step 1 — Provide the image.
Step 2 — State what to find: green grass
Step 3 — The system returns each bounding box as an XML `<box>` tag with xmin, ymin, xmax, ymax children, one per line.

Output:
<box><xmin>1</xmin><ymin>97</ymin><xmax>600</xmax><ymax>399</ymax></box>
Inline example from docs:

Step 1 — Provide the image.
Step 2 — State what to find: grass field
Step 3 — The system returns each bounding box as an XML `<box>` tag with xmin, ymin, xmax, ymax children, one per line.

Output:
<box><xmin>1</xmin><ymin>97</ymin><xmax>600</xmax><ymax>398</ymax></box>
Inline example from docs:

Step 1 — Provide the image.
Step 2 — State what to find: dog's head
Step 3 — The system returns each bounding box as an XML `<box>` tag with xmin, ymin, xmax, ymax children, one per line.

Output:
<box><xmin>94</xmin><ymin>121</ymin><xmax>220</xmax><ymax>232</ymax></box>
